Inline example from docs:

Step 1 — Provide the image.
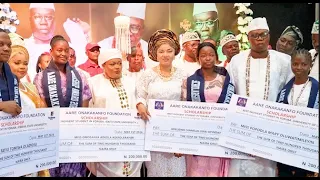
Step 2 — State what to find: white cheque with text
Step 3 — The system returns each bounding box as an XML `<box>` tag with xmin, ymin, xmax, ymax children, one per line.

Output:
<box><xmin>59</xmin><ymin>108</ymin><xmax>150</xmax><ymax>163</ymax></box>
<box><xmin>0</xmin><ymin>109</ymin><xmax>59</xmax><ymax>177</ymax></box>
<box><xmin>145</xmin><ymin>99</ymin><xmax>253</xmax><ymax>159</ymax></box>
<box><xmin>218</xmin><ymin>94</ymin><xmax>319</xmax><ymax>173</ymax></box>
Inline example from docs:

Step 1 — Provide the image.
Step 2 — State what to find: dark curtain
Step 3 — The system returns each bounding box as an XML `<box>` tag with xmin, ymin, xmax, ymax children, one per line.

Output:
<box><xmin>251</xmin><ymin>3</ymin><xmax>316</xmax><ymax>50</ymax></box>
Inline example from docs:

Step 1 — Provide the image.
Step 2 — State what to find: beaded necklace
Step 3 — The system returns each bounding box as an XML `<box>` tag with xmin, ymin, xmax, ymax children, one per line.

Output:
<box><xmin>245</xmin><ymin>52</ymin><xmax>271</xmax><ymax>100</ymax></box>
<box><xmin>156</xmin><ymin>65</ymin><xmax>175</xmax><ymax>82</ymax></box>
<box><xmin>109</xmin><ymin>77</ymin><xmax>132</xmax><ymax>176</ymax></box>
<box><xmin>290</xmin><ymin>79</ymin><xmax>310</xmax><ymax>106</ymax></box>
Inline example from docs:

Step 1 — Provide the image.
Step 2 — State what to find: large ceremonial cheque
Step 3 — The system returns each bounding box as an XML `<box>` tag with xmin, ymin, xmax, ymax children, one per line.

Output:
<box><xmin>59</xmin><ymin>108</ymin><xmax>150</xmax><ymax>163</ymax></box>
<box><xmin>145</xmin><ymin>99</ymin><xmax>252</xmax><ymax>159</ymax></box>
<box><xmin>0</xmin><ymin>109</ymin><xmax>59</xmax><ymax>177</ymax></box>
<box><xmin>218</xmin><ymin>94</ymin><xmax>319</xmax><ymax>173</ymax></box>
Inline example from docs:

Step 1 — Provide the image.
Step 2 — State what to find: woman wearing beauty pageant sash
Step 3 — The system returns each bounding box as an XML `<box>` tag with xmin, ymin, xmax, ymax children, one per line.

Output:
<box><xmin>0</xmin><ymin>29</ymin><xmax>22</xmax><ymax>116</ymax></box>
<box><xmin>276</xmin><ymin>49</ymin><xmax>318</xmax><ymax>177</ymax></box>
<box><xmin>33</xmin><ymin>35</ymin><xmax>92</xmax><ymax>177</ymax></box>
<box><xmin>181</xmin><ymin>42</ymin><xmax>235</xmax><ymax>177</ymax></box>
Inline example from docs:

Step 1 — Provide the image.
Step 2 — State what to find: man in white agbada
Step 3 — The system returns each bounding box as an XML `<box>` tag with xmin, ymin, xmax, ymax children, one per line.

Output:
<box><xmin>98</xmin><ymin>3</ymin><xmax>158</xmax><ymax>70</ymax></box>
<box><xmin>24</xmin><ymin>3</ymin><xmax>89</xmax><ymax>82</ymax></box>
<box><xmin>227</xmin><ymin>17</ymin><xmax>293</xmax><ymax>177</ymax></box>
<box><xmin>86</xmin><ymin>48</ymin><xmax>142</xmax><ymax>177</ymax></box>
<box><xmin>173</xmin><ymin>31</ymin><xmax>200</xmax><ymax>77</ymax></box>
<box><xmin>309</xmin><ymin>20</ymin><xmax>319</xmax><ymax>81</ymax></box>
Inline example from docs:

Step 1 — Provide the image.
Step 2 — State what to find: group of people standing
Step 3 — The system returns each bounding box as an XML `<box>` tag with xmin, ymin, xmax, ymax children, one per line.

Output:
<box><xmin>0</xmin><ymin>6</ymin><xmax>318</xmax><ymax>177</ymax></box>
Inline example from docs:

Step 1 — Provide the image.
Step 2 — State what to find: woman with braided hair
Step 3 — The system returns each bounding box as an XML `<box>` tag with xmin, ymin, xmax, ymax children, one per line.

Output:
<box><xmin>181</xmin><ymin>42</ymin><xmax>236</xmax><ymax>177</ymax></box>
<box><xmin>276</xmin><ymin>49</ymin><xmax>318</xmax><ymax>177</ymax></box>
<box><xmin>35</xmin><ymin>52</ymin><xmax>51</xmax><ymax>73</ymax></box>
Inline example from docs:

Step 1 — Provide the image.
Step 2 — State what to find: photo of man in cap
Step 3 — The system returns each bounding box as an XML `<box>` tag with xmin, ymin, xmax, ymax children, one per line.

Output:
<box><xmin>98</xmin><ymin>3</ymin><xmax>158</xmax><ymax>70</ymax></box>
<box><xmin>24</xmin><ymin>3</ymin><xmax>90</xmax><ymax>82</ymax></box>
<box><xmin>192</xmin><ymin>3</ymin><xmax>220</xmax><ymax>42</ymax></box>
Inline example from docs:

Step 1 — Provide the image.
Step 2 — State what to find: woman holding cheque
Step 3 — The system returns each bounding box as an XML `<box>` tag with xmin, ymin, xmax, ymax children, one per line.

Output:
<box><xmin>33</xmin><ymin>35</ymin><xmax>92</xmax><ymax>177</ymax></box>
<box><xmin>181</xmin><ymin>42</ymin><xmax>236</xmax><ymax>177</ymax></box>
<box><xmin>86</xmin><ymin>48</ymin><xmax>143</xmax><ymax>177</ymax></box>
<box><xmin>7</xmin><ymin>41</ymin><xmax>50</xmax><ymax>177</ymax></box>
<box><xmin>276</xmin><ymin>49</ymin><xmax>318</xmax><ymax>177</ymax></box>
<box><xmin>8</xmin><ymin>45</ymin><xmax>47</xmax><ymax>110</ymax></box>
<box><xmin>136</xmin><ymin>29</ymin><xmax>187</xmax><ymax>177</ymax></box>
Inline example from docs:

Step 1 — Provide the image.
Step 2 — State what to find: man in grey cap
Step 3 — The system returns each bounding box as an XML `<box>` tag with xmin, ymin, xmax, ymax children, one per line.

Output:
<box><xmin>219</xmin><ymin>30</ymin><xmax>240</xmax><ymax>68</ymax></box>
<box><xmin>173</xmin><ymin>31</ymin><xmax>200</xmax><ymax>77</ymax></box>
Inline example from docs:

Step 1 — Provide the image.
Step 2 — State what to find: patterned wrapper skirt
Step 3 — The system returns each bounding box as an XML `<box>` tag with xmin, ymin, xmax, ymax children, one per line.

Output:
<box><xmin>49</xmin><ymin>163</ymin><xmax>87</xmax><ymax>177</ymax></box>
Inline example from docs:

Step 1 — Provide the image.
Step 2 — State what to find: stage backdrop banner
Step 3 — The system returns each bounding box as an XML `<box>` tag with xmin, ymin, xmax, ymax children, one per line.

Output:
<box><xmin>9</xmin><ymin>3</ymin><xmax>237</xmax><ymax>79</ymax></box>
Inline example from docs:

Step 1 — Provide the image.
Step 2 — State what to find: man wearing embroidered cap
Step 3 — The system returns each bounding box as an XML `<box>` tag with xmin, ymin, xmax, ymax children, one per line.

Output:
<box><xmin>99</xmin><ymin>3</ymin><xmax>158</xmax><ymax>70</ymax></box>
<box><xmin>193</xmin><ymin>3</ymin><xmax>220</xmax><ymax>41</ymax></box>
<box><xmin>24</xmin><ymin>3</ymin><xmax>90</xmax><ymax>83</ymax></box>
<box><xmin>276</xmin><ymin>25</ymin><xmax>303</xmax><ymax>56</ymax></box>
<box><xmin>173</xmin><ymin>31</ymin><xmax>201</xmax><ymax>76</ymax></box>
<box><xmin>86</xmin><ymin>48</ymin><xmax>142</xmax><ymax>177</ymax></box>
<box><xmin>122</xmin><ymin>46</ymin><xmax>145</xmax><ymax>81</ymax></box>
<box><xmin>227</xmin><ymin>17</ymin><xmax>293</xmax><ymax>177</ymax></box>
<box><xmin>309</xmin><ymin>20</ymin><xmax>319</xmax><ymax>81</ymax></box>
<box><xmin>218</xmin><ymin>30</ymin><xmax>240</xmax><ymax>68</ymax></box>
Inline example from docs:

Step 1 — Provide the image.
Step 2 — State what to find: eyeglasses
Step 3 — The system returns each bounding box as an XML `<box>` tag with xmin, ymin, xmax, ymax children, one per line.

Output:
<box><xmin>130</xmin><ymin>25</ymin><xmax>142</xmax><ymax>34</ymax></box>
<box><xmin>33</xmin><ymin>15</ymin><xmax>55</xmax><ymax>22</ymax></box>
<box><xmin>194</xmin><ymin>18</ymin><xmax>218</xmax><ymax>29</ymax></box>
<box><xmin>249</xmin><ymin>31</ymin><xmax>269</xmax><ymax>40</ymax></box>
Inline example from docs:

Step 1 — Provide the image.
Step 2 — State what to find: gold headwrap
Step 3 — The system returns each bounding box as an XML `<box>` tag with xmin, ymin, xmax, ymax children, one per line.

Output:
<box><xmin>10</xmin><ymin>45</ymin><xmax>30</xmax><ymax>62</ymax></box>
<box><xmin>8</xmin><ymin>32</ymin><xmax>26</xmax><ymax>47</ymax></box>
<box><xmin>148</xmin><ymin>29</ymin><xmax>180</xmax><ymax>61</ymax></box>
<box><xmin>8</xmin><ymin>32</ymin><xmax>29</xmax><ymax>61</ymax></box>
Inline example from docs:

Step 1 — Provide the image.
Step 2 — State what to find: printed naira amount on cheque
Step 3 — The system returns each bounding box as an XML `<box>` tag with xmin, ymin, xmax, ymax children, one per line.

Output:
<box><xmin>145</xmin><ymin>100</ymin><xmax>252</xmax><ymax>159</ymax></box>
<box><xmin>59</xmin><ymin>108</ymin><xmax>150</xmax><ymax>163</ymax></box>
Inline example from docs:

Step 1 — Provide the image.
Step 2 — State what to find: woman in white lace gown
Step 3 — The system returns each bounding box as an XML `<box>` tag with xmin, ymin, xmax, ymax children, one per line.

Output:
<box><xmin>136</xmin><ymin>29</ymin><xmax>187</xmax><ymax>177</ymax></box>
